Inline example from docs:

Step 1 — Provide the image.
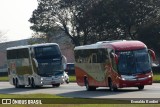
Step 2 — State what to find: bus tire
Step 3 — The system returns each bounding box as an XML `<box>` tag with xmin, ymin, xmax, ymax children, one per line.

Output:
<box><xmin>109</xmin><ymin>79</ymin><xmax>117</xmax><ymax>92</ymax></box>
<box><xmin>15</xmin><ymin>78</ymin><xmax>19</xmax><ymax>88</ymax></box>
<box><xmin>31</xmin><ymin>78</ymin><xmax>36</xmax><ymax>88</ymax></box>
<box><xmin>84</xmin><ymin>78</ymin><xmax>96</xmax><ymax>91</ymax></box>
<box><xmin>13</xmin><ymin>78</ymin><xmax>16</xmax><ymax>86</ymax></box>
<box><xmin>15</xmin><ymin>78</ymin><xmax>25</xmax><ymax>88</ymax></box>
<box><xmin>138</xmin><ymin>85</ymin><xmax>144</xmax><ymax>90</ymax></box>
<box><xmin>28</xmin><ymin>78</ymin><xmax>31</xmax><ymax>86</ymax></box>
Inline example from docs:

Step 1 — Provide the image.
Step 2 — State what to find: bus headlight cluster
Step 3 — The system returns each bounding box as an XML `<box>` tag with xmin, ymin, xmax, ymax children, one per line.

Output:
<box><xmin>121</xmin><ymin>78</ymin><xmax>125</xmax><ymax>80</ymax></box>
<box><xmin>118</xmin><ymin>76</ymin><xmax>125</xmax><ymax>80</ymax></box>
<box><xmin>148</xmin><ymin>75</ymin><xmax>152</xmax><ymax>78</ymax></box>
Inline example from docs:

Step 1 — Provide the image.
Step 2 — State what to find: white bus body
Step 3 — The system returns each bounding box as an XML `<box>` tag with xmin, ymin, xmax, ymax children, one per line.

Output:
<box><xmin>6</xmin><ymin>43</ymin><xmax>69</xmax><ymax>88</ymax></box>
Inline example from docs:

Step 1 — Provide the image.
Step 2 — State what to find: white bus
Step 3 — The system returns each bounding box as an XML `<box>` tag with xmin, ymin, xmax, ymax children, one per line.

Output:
<box><xmin>6</xmin><ymin>43</ymin><xmax>69</xmax><ymax>88</ymax></box>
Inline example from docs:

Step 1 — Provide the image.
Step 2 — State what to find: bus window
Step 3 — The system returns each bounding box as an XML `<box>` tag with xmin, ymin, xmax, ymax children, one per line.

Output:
<box><xmin>97</xmin><ymin>49</ymin><xmax>109</xmax><ymax>63</ymax></box>
<box><xmin>34</xmin><ymin>45</ymin><xmax>61</xmax><ymax>59</ymax></box>
<box><xmin>17</xmin><ymin>48</ymin><xmax>29</xmax><ymax>59</ymax></box>
<box><xmin>7</xmin><ymin>50</ymin><xmax>17</xmax><ymax>59</ymax></box>
<box><xmin>92</xmin><ymin>53</ymin><xmax>97</xmax><ymax>63</ymax></box>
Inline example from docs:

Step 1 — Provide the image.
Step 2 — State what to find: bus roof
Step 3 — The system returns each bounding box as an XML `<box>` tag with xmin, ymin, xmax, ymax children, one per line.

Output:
<box><xmin>6</xmin><ymin>43</ymin><xmax>59</xmax><ymax>50</ymax></box>
<box><xmin>74</xmin><ymin>40</ymin><xmax>147</xmax><ymax>51</ymax></box>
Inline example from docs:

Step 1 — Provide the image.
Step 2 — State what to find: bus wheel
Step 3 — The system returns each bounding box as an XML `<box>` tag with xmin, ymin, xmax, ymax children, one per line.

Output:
<box><xmin>138</xmin><ymin>85</ymin><xmax>144</xmax><ymax>90</ymax></box>
<box><xmin>52</xmin><ymin>83</ymin><xmax>60</xmax><ymax>87</ymax></box>
<box><xmin>109</xmin><ymin>79</ymin><xmax>117</xmax><ymax>92</ymax></box>
<box><xmin>15</xmin><ymin>78</ymin><xmax>20</xmax><ymax>88</ymax></box>
<box><xmin>84</xmin><ymin>79</ymin><xmax>96</xmax><ymax>91</ymax></box>
<box><xmin>15</xmin><ymin>78</ymin><xmax>25</xmax><ymax>88</ymax></box>
<box><xmin>28</xmin><ymin>78</ymin><xmax>31</xmax><ymax>86</ymax></box>
<box><xmin>13</xmin><ymin>78</ymin><xmax>16</xmax><ymax>86</ymax></box>
<box><xmin>31</xmin><ymin>78</ymin><xmax>36</xmax><ymax>88</ymax></box>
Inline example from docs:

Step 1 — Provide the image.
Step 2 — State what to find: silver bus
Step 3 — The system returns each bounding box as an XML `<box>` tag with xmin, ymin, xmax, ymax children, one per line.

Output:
<box><xmin>6</xmin><ymin>43</ymin><xmax>69</xmax><ymax>88</ymax></box>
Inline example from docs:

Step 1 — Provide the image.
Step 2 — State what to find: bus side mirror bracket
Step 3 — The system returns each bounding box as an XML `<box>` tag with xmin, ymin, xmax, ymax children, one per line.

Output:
<box><xmin>62</xmin><ymin>55</ymin><xmax>67</xmax><ymax>70</ymax></box>
<box><xmin>111</xmin><ymin>52</ymin><xmax>118</xmax><ymax>64</ymax></box>
<box><xmin>148</xmin><ymin>49</ymin><xmax>156</xmax><ymax>61</ymax></box>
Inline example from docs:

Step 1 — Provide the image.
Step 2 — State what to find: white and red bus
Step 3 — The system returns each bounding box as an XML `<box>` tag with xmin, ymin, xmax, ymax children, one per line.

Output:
<box><xmin>74</xmin><ymin>40</ymin><xmax>156</xmax><ymax>91</ymax></box>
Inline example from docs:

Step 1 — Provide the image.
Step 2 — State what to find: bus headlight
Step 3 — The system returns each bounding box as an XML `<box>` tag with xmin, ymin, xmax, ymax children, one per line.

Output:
<box><xmin>148</xmin><ymin>75</ymin><xmax>152</xmax><ymax>78</ymax></box>
<box><xmin>41</xmin><ymin>78</ymin><xmax>43</xmax><ymax>81</ymax></box>
<box><xmin>118</xmin><ymin>76</ymin><xmax>125</xmax><ymax>80</ymax></box>
<box><xmin>121</xmin><ymin>78</ymin><xmax>125</xmax><ymax>80</ymax></box>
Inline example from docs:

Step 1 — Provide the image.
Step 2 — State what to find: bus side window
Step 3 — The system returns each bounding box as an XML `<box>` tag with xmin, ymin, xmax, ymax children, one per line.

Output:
<box><xmin>104</xmin><ymin>50</ymin><xmax>109</xmax><ymax>63</ymax></box>
<box><xmin>17</xmin><ymin>48</ymin><xmax>29</xmax><ymax>59</ymax></box>
<box><xmin>98</xmin><ymin>49</ymin><xmax>108</xmax><ymax>63</ymax></box>
<box><xmin>97</xmin><ymin>49</ymin><xmax>103</xmax><ymax>63</ymax></box>
<box><xmin>92</xmin><ymin>53</ymin><xmax>97</xmax><ymax>63</ymax></box>
<box><xmin>7</xmin><ymin>50</ymin><xmax>17</xmax><ymax>59</ymax></box>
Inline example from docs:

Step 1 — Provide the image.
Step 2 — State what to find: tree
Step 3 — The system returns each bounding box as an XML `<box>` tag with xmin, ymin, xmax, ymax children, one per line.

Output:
<box><xmin>29</xmin><ymin>0</ymin><xmax>160</xmax><ymax>46</ymax></box>
<box><xmin>138</xmin><ymin>17</ymin><xmax>160</xmax><ymax>55</ymax></box>
<box><xmin>29</xmin><ymin>0</ymin><xmax>101</xmax><ymax>46</ymax></box>
<box><xmin>27</xmin><ymin>32</ymin><xmax>48</xmax><ymax>44</ymax></box>
<box><xmin>84</xmin><ymin>0</ymin><xmax>159</xmax><ymax>40</ymax></box>
<box><xmin>29</xmin><ymin>0</ymin><xmax>77</xmax><ymax>45</ymax></box>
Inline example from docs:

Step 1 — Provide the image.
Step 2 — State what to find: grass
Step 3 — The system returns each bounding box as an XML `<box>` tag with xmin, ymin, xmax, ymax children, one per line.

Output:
<box><xmin>0</xmin><ymin>94</ymin><xmax>159</xmax><ymax>107</ymax></box>
<box><xmin>69</xmin><ymin>75</ymin><xmax>76</xmax><ymax>82</ymax></box>
<box><xmin>153</xmin><ymin>73</ymin><xmax>160</xmax><ymax>83</ymax></box>
<box><xmin>0</xmin><ymin>76</ymin><xmax>8</xmax><ymax>81</ymax></box>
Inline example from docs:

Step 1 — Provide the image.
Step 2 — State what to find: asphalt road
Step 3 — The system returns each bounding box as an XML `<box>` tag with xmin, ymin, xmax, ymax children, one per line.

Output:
<box><xmin>0</xmin><ymin>82</ymin><xmax>160</xmax><ymax>98</ymax></box>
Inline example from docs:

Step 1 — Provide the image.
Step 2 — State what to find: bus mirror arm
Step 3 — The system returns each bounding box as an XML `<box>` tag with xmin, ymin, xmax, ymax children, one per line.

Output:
<box><xmin>148</xmin><ymin>49</ymin><xmax>156</xmax><ymax>61</ymax></box>
<box><xmin>33</xmin><ymin>58</ymin><xmax>38</xmax><ymax>67</ymax></box>
<box><xmin>62</xmin><ymin>55</ymin><xmax>67</xmax><ymax>70</ymax></box>
<box><xmin>111</xmin><ymin>53</ymin><xmax>118</xmax><ymax>64</ymax></box>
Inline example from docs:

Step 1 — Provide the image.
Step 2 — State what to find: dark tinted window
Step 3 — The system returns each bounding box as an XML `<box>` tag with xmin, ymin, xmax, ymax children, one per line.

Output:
<box><xmin>74</xmin><ymin>49</ymin><xmax>108</xmax><ymax>63</ymax></box>
<box><xmin>7</xmin><ymin>50</ymin><xmax>17</xmax><ymax>59</ymax></box>
<box><xmin>7</xmin><ymin>48</ymin><xmax>29</xmax><ymax>59</ymax></box>
<box><xmin>34</xmin><ymin>45</ymin><xmax>61</xmax><ymax>59</ymax></box>
<box><xmin>17</xmin><ymin>48</ymin><xmax>29</xmax><ymax>59</ymax></box>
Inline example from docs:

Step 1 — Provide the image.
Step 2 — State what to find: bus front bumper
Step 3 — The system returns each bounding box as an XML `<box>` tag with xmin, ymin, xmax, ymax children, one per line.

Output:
<box><xmin>117</xmin><ymin>75</ymin><xmax>152</xmax><ymax>88</ymax></box>
<box><xmin>40</xmin><ymin>76</ymin><xmax>65</xmax><ymax>85</ymax></box>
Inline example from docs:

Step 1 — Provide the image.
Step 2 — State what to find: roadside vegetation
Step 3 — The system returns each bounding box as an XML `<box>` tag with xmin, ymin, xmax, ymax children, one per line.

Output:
<box><xmin>69</xmin><ymin>75</ymin><xmax>76</xmax><ymax>82</ymax></box>
<box><xmin>0</xmin><ymin>76</ymin><xmax>8</xmax><ymax>81</ymax></box>
<box><xmin>0</xmin><ymin>94</ymin><xmax>160</xmax><ymax>107</ymax></box>
<box><xmin>153</xmin><ymin>73</ymin><xmax>160</xmax><ymax>83</ymax></box>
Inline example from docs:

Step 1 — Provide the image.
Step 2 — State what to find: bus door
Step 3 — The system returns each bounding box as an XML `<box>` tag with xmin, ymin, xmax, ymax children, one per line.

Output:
<box><xmin>108</xmin><ymin>49</ymin><xmax>119</xmax><ymax>86</ymax></box>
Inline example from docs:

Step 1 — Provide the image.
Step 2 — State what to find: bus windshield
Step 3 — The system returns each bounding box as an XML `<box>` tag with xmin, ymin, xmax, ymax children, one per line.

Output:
<box><xmin>116</xmin><ymin>48</ymin><xmax>151</xmax><ymax>75</ymax></box>
<box><xmin>34</xmin><ymin>45</ymin><xmax>61</xmax><ymax>59</ymax></box>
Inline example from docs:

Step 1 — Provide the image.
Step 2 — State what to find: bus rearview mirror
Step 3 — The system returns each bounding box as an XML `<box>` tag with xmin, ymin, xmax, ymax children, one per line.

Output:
<box><xmin>148</xmin><ymin>49</ymin><xmax>156</xmax><ymax>61</ymax></box>
<box><xmin>111</xmin><ymin>53</ymin><xmax>118</xmax><ymax>64</ymax></box>
<box><xmin>62</xmin><ymin>55</ymin><xmax>67</xmax><ymax>70</ymax></box>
